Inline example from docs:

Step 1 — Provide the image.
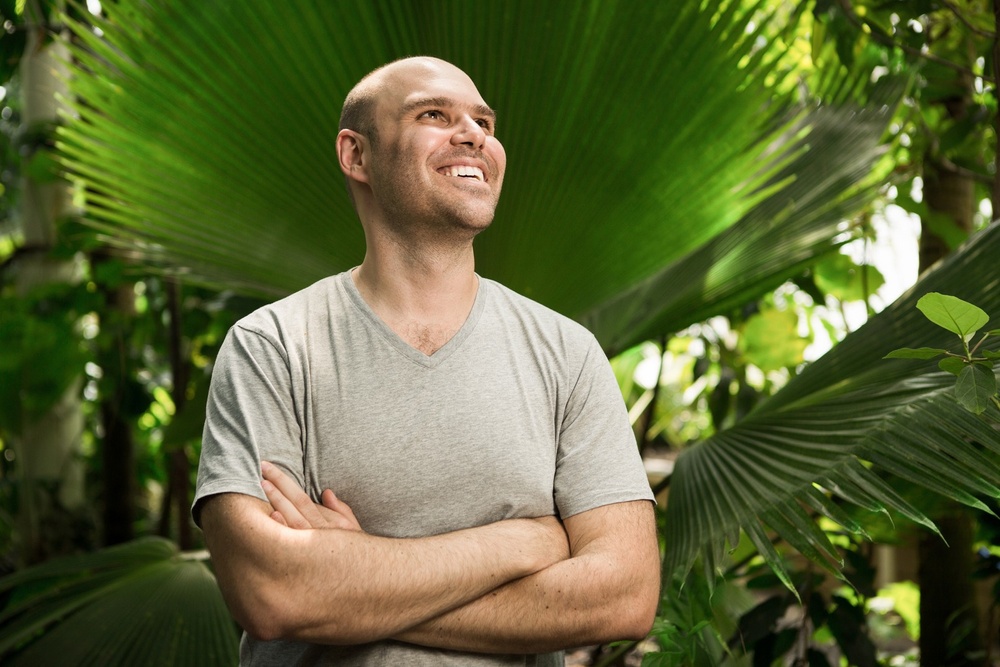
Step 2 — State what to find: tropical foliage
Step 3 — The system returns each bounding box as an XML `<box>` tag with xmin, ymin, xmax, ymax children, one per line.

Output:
<box><xmin>0</xmin><ymin>0</ymin><xmax>998</xmax><ymax>664</ymax></box>
<box><xmin>0</xmin><ymin>538</ymin><xmax>236</xmax><ymax>666</ymax></box>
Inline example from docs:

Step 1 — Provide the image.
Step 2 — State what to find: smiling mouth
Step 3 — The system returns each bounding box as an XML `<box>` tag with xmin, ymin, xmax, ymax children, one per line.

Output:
<box><xmin>438</xmin><ymin>165</ymin><xmax>485</xmax><ymax>182</ymax></box>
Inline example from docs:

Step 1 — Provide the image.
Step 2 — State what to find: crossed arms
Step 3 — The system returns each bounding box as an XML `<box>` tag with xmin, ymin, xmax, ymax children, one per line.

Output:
<box><xmin>200</xmin><ymin>463</ymin><xmax>660</xmax><ymax>653</ymax></box>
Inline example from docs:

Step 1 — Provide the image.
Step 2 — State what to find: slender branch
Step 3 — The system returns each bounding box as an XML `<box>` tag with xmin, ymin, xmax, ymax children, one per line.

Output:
<box><xmin>861</xmin><ymin>221</ymin><xmax>874</xmax><ymax>319</ymax></box>
<box><xmin>935</xmin><ymin>153</ymin><xmax>993</xmax><ymax>184</ymax></box>
<box><xmin>919</xmin><ymin>108</ymin><xmax>992</xmax><ymax>185</ymax></box>
<box><xmin>941</xmin><ymin>0</ymin><xmax>996</xmax><ymax>40</ymax></box>
<box><xmin>839</xmin><ymin>298</ymin><xmax>852</xmax><ymax>335</ymax></box>
<box><xmin>969</xmin><ymin>331</ymin><xmax>991</xmax><ymax>355</ymax></box>
<box><xmin>834</xmin><ymin>0</ymin><xmax>996</xmax><ymax>85</ymax></box>
<box><xmin>0</xmin><ymin>22</ymin><xmax>66</xmax><ymax>32</ymax></box>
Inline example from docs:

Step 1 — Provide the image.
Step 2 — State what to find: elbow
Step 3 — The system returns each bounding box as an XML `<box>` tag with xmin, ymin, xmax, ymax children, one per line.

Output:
<box><xmin>220</xmin><ymin>581</ymin><xmax>296</xmax><ymax>642</ymax></box>
<box><xmin>241</xmin><ymin>615</ymin><xmax>285</xmax><ymax>643</ymax></box>
<box><xmin>212</xmin><ymin>561</ymin><xmax>317</xmax><ymax>642</ymax></box>
<box><xmin>609</xmin><ymin>568</ymin><xmax>660</xmax><ymax>641</ymax></box>
<box><xmin>603</xmin><ymin>587</ymin><xmax>657</xmax><ymax>642</ymax></box>
<box><xmin>617</xmin><ymin>595</ymin><xmax>658</xmax><ymax>640</ymax></box>
<box><xmin>588</xmin><ymin>593</ymin><xmax>656</xmax><ymax>645</ymax></box>
<box><xmin>225</xmin><ymin>581</ymin><xmax>382</xmax><ymax>645</ymax></box>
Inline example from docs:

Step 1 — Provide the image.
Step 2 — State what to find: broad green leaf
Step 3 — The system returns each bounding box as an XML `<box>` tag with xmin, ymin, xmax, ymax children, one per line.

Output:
<box><xmin>955</xmin><ymin>363</ymin><xmax>997</xmax><ymax>415</ymax></box>
<box><xmin>740</xmin><ymin>308</ymin><xmax>808</xmax><ymax>372</ymax></box>
<box><xmin>813</xmin><ymin>253</ymin><xmax>885</xmax><ymax>302</ymax></box>
<box><xmin>938</xmin><ymin>357</ymin><xmax>966</xmax><ymax>376</ymax></box>
<box><xmin>916</xmin><ymin>292</ymin><xmax>989</xmax><ymax>342</ymax></box>
<box><xmin>883</xmin><ymin>347</ymin><xmax>948</xmax><ymax>360</ymax></box>
<box><xmin>983</xmin><ymin>350</ymin><xmax>1000</xmax><ymax>360</ymax></box>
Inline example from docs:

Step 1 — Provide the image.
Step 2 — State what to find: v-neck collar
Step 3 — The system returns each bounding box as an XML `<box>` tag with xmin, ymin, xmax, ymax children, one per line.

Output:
<box><xmin>340</xmin><ymin>269</ymin><xmax>488</xmax><ymax>369</ymax></box>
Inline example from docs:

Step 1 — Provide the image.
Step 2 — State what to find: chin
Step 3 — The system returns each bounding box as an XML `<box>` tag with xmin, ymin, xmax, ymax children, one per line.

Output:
<box><xmin>460</xmin><ymin>208</ymin><xmax>497</xmax><ymax>231</ymax></box>
<box><xmin>440</xmin><ymin>202</ymin><xmax>497</xmax><ymax>233</ymax></box>
<box><xmin>448</xmin><ymin>216</ymin><xmax>494</xmax><ymax>238</ymax></box>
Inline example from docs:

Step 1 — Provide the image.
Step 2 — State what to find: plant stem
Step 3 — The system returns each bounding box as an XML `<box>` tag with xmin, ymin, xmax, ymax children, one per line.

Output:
<box><xmin>969</xmin><ymin>331</ymin><xmax>990</xmax><ymax>355</ymax></box>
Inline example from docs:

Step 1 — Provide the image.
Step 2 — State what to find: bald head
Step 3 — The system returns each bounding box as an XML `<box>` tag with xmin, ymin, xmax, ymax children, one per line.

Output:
<box><xmin>339</xmin><ymin>57</ymin><xmax>473</xmax><ymax>147</ymax></box>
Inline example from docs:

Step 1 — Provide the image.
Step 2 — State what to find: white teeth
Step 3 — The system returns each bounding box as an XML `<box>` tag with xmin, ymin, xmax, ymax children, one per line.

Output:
<box><xmin>440</xmin><ymin>165</ymin><xmax>484</xmax><ymax>181</ymax></box>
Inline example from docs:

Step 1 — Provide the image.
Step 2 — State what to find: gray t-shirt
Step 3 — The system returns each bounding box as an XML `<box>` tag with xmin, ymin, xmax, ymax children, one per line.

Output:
<box><xmin>194</xmin><ymin>271</ymin><xmax>653</xmax><ymax>666</ymax></box>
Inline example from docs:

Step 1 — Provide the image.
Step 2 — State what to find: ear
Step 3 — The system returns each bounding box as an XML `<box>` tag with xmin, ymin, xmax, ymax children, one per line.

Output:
<box><xmin>336</xmin><ymin>129</ymin><xmax>370</xmax><ymax>185</ymax></box>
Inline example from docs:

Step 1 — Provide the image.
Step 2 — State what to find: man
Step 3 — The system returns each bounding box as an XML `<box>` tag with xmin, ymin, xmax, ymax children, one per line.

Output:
<box><xmin>194</xmin><ymin>56</ymin><xmax>660</xmax><ymax>666</ymax></box>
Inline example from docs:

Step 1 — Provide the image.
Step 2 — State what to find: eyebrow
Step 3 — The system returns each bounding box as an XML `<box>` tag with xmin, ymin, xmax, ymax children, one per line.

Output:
<box><xmin>401</xmin><ymin>96</ymin><xmax>497</xmax><ymax>124</ymax></box>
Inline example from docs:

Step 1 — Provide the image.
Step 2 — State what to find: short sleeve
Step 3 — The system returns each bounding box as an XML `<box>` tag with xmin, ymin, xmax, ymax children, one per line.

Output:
<box><xmin>191</xmin><ymin>322</ymin><xmax>306</xmax><ymax>525</ymax></box>
<box><xmin>552</xmin><ymin>335</ymin><xmax>653</xmax><ymax>518</ymax></box>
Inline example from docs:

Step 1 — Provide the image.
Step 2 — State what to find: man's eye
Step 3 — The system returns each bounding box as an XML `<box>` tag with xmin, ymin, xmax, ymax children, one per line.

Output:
<box><xmin>421</xmin><ymin>110</ymin><xmax>444</xmax><ymax>120</ymax></box>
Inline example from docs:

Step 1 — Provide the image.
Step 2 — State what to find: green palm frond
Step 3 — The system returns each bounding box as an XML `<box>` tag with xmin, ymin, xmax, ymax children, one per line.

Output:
<box><xmin>664</xmin><ymin>223</ymin><xmax>1000</xmax><ymax>588</ymax></box>
<box><xmin>59</xmin><ymin>0</ymin><xmax>869</xmax><ymax>332</ymax></box>
<box><xmin>583</xmin><ymin>73</ymin><xmax>903</xmax><ymax>354</ymax></box>
<box><xmin>0</xmin><ymin>537</ymin><xmax>237</xmax><ymax>666</ymax></box>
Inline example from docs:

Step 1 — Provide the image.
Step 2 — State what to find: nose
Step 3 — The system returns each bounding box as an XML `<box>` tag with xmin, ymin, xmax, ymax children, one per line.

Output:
<box><xmin>451</xmin><ymin>115</ymin><xmax>486</xmax><ymax>149</ymax></box>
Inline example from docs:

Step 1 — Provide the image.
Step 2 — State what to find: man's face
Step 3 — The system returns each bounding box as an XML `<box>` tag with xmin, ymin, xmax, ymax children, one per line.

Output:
<box><xmin>365</xmin><ymin>60</ymin><xmax>507</xmax><ymax>237</ymax></box>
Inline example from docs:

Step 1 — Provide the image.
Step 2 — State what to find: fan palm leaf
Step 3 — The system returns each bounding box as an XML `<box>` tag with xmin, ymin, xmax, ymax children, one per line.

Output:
<box><xmin>0</xmin><ymin>538</ymin><xmax>236</xmax><ymax>666</ymax></box>
<box><xmin>664</xmin><ymin>223</ymin><xmax>1000</xmax><ymax>588</ymax></box>
<box><xmin>58</xmin><ymin>0</ymin><xmax>887</xmax><ymax>348</ymax></box>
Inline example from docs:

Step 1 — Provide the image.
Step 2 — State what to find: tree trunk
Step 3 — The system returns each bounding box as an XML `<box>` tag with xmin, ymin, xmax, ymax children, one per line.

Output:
<box><xmin>917</xmin><ymin>76</ymin><xmax>984</xmax><ymax>665</ymax></box>
<box><xmin>918</xmin><ymin>511</ymin><xmax>983</xmax><ymax>667</ymax></box>
<box><xmin>158</xmin><ymin>277</ymin><xmax>193</xmax><ymax>549</ymax></box>
<box><xmin>11</xmin><ymin>7</ymin><xmax>87</xmax><ymax>564</ymax></box>
<box><xmin>96</xmin><ymin>265</ymin><xmax>136</xmax><ymax>546</ymax></box>
<box><xmin>100</xmin><ymin>396</ymin><xmax>135</xmax><ymax>545</ymax></box>
<box><xmin>919</xmin><ymin>164</ymin><xmax>974</xmax><ymax>272</ymax></box>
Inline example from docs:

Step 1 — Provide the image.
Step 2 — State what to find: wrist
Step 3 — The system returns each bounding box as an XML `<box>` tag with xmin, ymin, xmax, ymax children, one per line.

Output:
<box><xmin>503</xmin><ymin>516</ymin><xmax>569</xmax><ymax>574</ymax></box>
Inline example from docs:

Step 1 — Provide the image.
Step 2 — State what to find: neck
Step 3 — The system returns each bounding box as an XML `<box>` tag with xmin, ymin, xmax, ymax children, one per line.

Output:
<box><xmin>352</xmin><ymin>224</ymin><xmax>479</xmax><ymax>353</ymax></box>
<box><xmin>354</xmin><ymin>248</ymin><xmax>478</xmax><ymax>317</ymax></box>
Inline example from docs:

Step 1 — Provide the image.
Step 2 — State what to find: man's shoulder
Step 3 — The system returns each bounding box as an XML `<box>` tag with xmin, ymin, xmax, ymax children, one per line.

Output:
<box><xmin>233</xmin><ymin>273</ymin><xmax>347</xmax><ymax>338</ymax></box>
<box><xmin>481</xmin><ymin>278</ymin><xmax>598</xmax><ymax>348</ymax></box>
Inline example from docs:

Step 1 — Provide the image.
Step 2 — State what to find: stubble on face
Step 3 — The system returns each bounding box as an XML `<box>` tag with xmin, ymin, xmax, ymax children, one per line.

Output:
<box><xmin>373</xmin><ymin>142</ymin><xmax>501</xmax><ymax>240</ymax></box>
<box><xmin>364</xmin><ymin>59</ymin><xmax>506</xmax><ymax>245</ymax></box>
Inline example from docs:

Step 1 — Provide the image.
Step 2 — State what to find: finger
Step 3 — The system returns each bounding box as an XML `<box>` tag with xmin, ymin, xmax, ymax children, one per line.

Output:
<box><xmin>261</xmin><ymin>478</ymin><xmax>309</xmax><ymax>529</ymax></box>
<box><xmin>261</xmin><ymin>461</ymin><xmax>325</xmax><ymax>526</ymax></box>
<box><xmin>321</xmin><ymin>490</ymin><xmax>334</xmax><ymax>509</ymax></box>
<box><xmin>327</xmin><ymin>491</ymin><xmax>361</xmax><ymax>527</ymax></box>
<box><xmin>322</xmin><ymin>490</ymin><xmax>362</xmax><ymax>531</ymax></box>
<box><xmin>269</xmin><ymin>510</ymin><xmax>288</xmax><ymax>526</ymax></box>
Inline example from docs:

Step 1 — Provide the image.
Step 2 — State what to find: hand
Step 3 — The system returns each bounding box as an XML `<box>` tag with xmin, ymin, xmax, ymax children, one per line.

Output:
<box><xmin>523</xmin><ymin>515</ymin><xmax>570</xmax><ymax>568</ymax></box>
<box><xmin>261</xmin><ymin>460</ymin><xmax>362</xmax><ymax>531</ymax></box>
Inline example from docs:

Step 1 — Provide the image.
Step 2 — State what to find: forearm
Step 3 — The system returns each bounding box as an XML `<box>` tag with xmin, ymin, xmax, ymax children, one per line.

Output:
<box><xmin>397</xmin><ymin>502</ymin><xmax>661</xmax><ymax>653</ymax></box>
<box><xmin>202</xmin><ymin>494</ymin><xmax>566</xmax><ymax>645</ymax></box>
<box><xmin>397</xmin><ymin>552</ymin><xmax>655</xmax><ymax>653</ymax></box>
